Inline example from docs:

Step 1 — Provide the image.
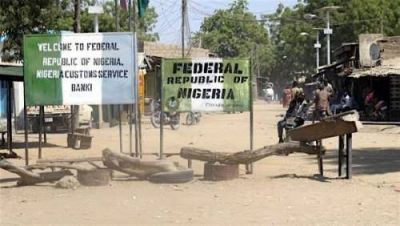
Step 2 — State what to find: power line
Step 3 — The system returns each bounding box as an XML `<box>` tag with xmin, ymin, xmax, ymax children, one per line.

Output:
<box><xmin>156</xmin><ymin>14</ymin><xmax>181</xmax><ymax>34</ymax></box>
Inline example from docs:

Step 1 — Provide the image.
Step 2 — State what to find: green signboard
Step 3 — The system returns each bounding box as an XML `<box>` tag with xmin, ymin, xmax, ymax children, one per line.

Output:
<box><xmin>161</xmin><ymin>58</ymin><xmax>250</xmax><ymax>112</ymax></box>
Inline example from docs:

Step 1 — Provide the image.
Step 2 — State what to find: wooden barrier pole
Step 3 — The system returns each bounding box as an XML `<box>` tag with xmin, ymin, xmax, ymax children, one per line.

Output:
<box><xmin>338</xmin><ymin>135</ymin><xmax>345</xmax><ymax>177</ymax></box>
<box><xmin>317</xmin><ymin>140</ymin><xmax>323</xmax><ymax>176</ymax></box>
<box><xmin>346</xmin><ymin>133</ymin><xmax>352</xmax><ymax>179</ymax></box>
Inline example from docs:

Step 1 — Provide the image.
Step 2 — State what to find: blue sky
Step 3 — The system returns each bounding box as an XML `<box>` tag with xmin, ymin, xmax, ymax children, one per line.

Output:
<box><xmin>150</xmin><ymin>0</ymin><xmax>298</xmax><ymax>44</ymax></box>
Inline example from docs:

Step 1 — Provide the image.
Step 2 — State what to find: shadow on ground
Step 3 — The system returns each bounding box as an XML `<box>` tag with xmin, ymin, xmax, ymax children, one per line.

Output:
<box><xmin>307</xmin><ymin>147</ymin><xmax>400</xmax><ymax>176</ymax></box>
<box><xmin>270</xmin><ymin>173</ymin><xmax>332</xmax><ymax>183</ymax></box>
<box><xmin>1</xmin><ymin>141</ymin><xmax>64</xmax><ymax>150</ymax></box>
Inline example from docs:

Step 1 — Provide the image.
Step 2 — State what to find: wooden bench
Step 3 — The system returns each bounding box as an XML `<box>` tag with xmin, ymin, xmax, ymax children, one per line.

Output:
<box><xmin>287</xmin><ymin>110</ymin><xmax>361</xmax><ymax>179</ymax></box>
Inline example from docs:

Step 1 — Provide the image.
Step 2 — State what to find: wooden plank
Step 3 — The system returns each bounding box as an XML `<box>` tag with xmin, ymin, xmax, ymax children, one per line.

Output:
<box><xmin>288</xmin><ymin>119</ymin><xmax>360</xmax><ymax>142</ymax></box>
<box><xmin>319</xmin><ymin>110</ymin><xmax>358</xmax><ymax>121</ymax></box>
<box><xmin>180</xmin><ymin>142</ymin><xmax>320</xmax><ymax>164</ymax></box>
<box><xmin>37</xmin><ymin>157</ymin><xmax>103</xmax><ymax>164</ymax></box>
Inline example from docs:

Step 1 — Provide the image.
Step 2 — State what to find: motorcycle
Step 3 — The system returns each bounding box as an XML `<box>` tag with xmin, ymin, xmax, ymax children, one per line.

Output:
<box><xmin>186</xmin><ymin>112</ymin><xmax>202</xmax><ymax>125</ymax></box>
<box><xmin>277</xmin><ymin>114</ymin><xmax>305</xmax><ymax>143</ymax></box>
<box><xmin>151</xmin><ymin>99</ymin><xmax>180</xmax><ymax>130</ymax></box>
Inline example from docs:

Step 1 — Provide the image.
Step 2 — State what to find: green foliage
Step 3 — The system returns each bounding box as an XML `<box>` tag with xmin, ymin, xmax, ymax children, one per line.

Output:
<box><xmin>263</xmin><ymin>3</ymin><xmax>316</xmax><ymax>87</ymax></box>
<box><xmin>0</xmin><ymin>0</ymin><xmax>159</xmax><ymax>61</ymax></box>
<box><xmin>303</xmin><ymin>0</ymin><xmax>400</xmax><ymax>48</ymax></box>
<box><xmin>196</xmin><ymin>0</ymin><xmax>400</xmax><ymax>89</ymax></box>
<box><xmin>0</xmin><ymin>0</ymin><xmax>63</xmax><ymax>61</ymax></box>
<box><xmin>264</xmin><ymin>0</ymin><xmax>400</xmax><ymax>88</ymax></box>
<box><xmin>196</xmin><ymin>0</ymin><xmax>269</xmax><ymax>58</ymax></box>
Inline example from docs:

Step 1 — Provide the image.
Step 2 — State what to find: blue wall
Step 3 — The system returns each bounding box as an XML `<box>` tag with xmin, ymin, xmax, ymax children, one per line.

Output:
<box><xmin>0</xmin><ymin>80</ymin><xmax>8</xmax><ymax>118</ymax></box>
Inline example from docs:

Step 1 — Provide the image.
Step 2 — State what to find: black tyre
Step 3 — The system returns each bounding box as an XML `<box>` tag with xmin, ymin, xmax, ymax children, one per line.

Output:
<box><xmin>170</xmin><ymin>114</ymin><xmax>180</xmax><ymax>130</ymax></box>
<box><xmin>186</xmin><ymin>112</ymin><xmax>196</xmax><ymax>125</ymax></box>
<box><xmin>148</xmin><ymin>169</ymin><xmax>194</xmax><ymax>183</ymax></box>
<box><xmin>151</xmin><ymin>111</ymin><xmax>161</xmax><ymax>128</ymax></box>
<box><xmin>195</xmin><ymin>113</ymin><xmax>201</xmax><ymax>124</ymax></box>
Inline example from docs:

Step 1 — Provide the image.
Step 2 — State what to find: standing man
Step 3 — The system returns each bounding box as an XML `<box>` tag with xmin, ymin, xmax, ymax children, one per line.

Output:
<box><xmin>282</xmin><ymin>85</ymin><xmax>292</xmax><ymax>108</ymax></box>
<box><xmin>314</xmin><ymin>84</ymin><xmax>331</xmax><ymax>121</ymax></box>
<box><xmin>291</xmin><ymin>81</ymin><xmax>303</xmax><ymax>100</ymax></box>
<box><xmin>277</xmin><ymin>92</ymin><xmax>308</xmax><ymax>143</ymax></box>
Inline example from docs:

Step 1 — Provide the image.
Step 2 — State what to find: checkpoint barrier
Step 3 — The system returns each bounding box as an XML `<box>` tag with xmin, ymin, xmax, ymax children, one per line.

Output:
<box><xmin>288</xmin><ymin>110</ymin><xmax>362</xmax><ymax>179</ymax></box>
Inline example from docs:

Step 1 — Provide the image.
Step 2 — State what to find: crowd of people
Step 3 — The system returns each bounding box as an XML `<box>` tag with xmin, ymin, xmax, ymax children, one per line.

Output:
<box><xmin>277</xmin><ymin>78</ymin><xmax>389</xmax><ymax>142</ymax></box>
<box><xmin>278</xmin><ymin>79</ymin><xmax>351</xmax><ymax>143</ymax></box>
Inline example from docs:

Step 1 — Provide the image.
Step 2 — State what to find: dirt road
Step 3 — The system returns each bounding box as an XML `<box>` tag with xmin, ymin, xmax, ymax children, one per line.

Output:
<box><xmin>1</xmin><ymin>101</ymin><xmax>399</xmax><ymax>225</ymax></box>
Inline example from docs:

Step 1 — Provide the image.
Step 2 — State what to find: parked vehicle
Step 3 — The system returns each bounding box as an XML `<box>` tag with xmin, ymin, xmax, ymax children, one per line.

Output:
<box><xmin>27</xmin><ymin>105</ymin><xmax>92</xmax><ymax>133</ymax></box>
<box><xmin>150</xmin><ymin>99</ymin><xmax>180</xmax><ymax>130</ymax></box>
<box><xmin>277</xmin><ymin>114</ymin><xmax>305</xmax><ymax>143</ymax></box>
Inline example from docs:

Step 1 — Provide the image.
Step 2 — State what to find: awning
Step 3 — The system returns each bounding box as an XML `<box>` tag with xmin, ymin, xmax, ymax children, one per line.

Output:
<box><xmin>0</xmin><ymin>63</ymin><xmax>23</xmax><ymax>81</ymax></box>
<box><xmin>348</xmin><ymin>66</ymin><xmax>400</xmax><ymax>78</ymax></box>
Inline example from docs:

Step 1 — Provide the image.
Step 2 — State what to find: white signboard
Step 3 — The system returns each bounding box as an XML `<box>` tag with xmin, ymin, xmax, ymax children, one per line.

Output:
<box><xmin>24</xmin><ymin>32</ymin><xmax>135</xmax><ymax>105</ymax></box>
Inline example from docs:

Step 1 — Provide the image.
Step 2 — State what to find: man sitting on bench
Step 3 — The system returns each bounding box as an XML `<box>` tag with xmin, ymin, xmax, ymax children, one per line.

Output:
<box><xmin>277</xmin><ymin>92</ymin><xmax>308</xmax><ymax>143</ymax></box>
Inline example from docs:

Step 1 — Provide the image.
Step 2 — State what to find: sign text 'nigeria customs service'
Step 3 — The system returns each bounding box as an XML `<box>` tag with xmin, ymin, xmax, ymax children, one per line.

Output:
<box><xmin>24</xmin><ymin>32</ymin><xmax>135</xmax><ymax>106</ymax></box>
<box><xmin>162</xmin><ymin>58</ymin><xmax>250</xmax><ymax>112</ymax></box>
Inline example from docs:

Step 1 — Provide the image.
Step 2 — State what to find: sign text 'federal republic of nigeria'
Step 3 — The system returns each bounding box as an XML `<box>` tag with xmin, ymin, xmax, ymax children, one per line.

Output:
<box><xmin>162</xmin><ymin>58</ymin><xmax>250</xmax><ymax>112</ymax></box>
<box><xmin>24</xmin><ymin>33</ymin><xmax>135</xmax><ymax>106</ymax></box>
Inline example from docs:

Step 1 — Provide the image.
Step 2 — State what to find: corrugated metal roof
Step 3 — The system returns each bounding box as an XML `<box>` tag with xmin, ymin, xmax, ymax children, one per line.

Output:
<box><xmin>349</xmin><ymin>66</ymin><xmax>400</xmax><ymax>78</ymax></box>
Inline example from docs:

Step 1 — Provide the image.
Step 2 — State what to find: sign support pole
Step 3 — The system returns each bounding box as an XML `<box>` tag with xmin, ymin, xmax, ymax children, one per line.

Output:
<box><xmin>38</xmin><ymin>105</ymin><xmax>43</xmax><ymax>159</ymax></box>
<box><xmin>119</xmin><ymin>105</ymin><xmax>123</xmax><ymax>153</ymax></box>
<box><xmin>23</xmin><ymin>60</ymin><xmax>29</xmax><ymax>165</ymax></box>
<box><xmin>160</xmin><ymin>75</ymin><xmax>164</xmax><ymax>159</ymax></box>
<box><xmin>129</xmin><ymin>104</ymin><xmax>133</xmax><ymax>156</ymax></box>
<box><xmin>6</xmin><ymin>81</ymin><xmax>12</xmax><ymax>155</ymax></box>
<box><xmin>133</xmin><ymin>33</ymin><xmax>141</xmax><ymax>158</ymax></box>
<box><xmin>246</xmin><ymin>62</ymin><xmax>254</xmax><ymax>174</ymax></box>
<box><xmin>43</xmin><ymin>106</ymin><xmax>47</xmax><ymax>144</ymax></box>
<box><xmin>24</xmin><ymin>101</ymin><xmax>29</xmax><ymax>165</ymax></box>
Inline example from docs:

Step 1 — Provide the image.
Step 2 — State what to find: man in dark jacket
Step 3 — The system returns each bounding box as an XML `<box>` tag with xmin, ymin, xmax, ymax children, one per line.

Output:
<box><xmin>277</xmin><ymin>92</ymin><xmax>308</xmax><ymax>143</ymax></box>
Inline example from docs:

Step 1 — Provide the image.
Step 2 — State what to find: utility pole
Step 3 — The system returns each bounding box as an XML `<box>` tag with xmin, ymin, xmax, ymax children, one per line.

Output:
<box><xmin>315</xmin><ymin>32</ymin><xmax>320</xmax><ymax>71</ymax></box>
<box><xmin>320</xmin><ymin>6</ymin><xmax>340</xmax><ymax>65</ymax></box>
<box><xmin>115</xmin><ymin>0</ymin><xmax>119</xmax><ymax>31</ymax></box>
<box><xmin>130</xmin><ymin>0</ymin><xmax>142</xmax><ymax>158</ymax></box>
<box><xmin>324</xmin><ymin>10</ymin><xmax>332</xmax><ymax>65</ymax></box>
<box><xmin>313</xmin><ymin>28</ymin><xmax>322</xmax><ymax>72</ymax></box>
<box><xmin>73</xmin><ymin>0</ymin><xmax>81</xmax><ymax>33</ymax></box>
<box><xmin>89</xmin><ymin>0</ymin><xmax>104</xmax><ymax>128</ymax></box>
<box><xmin>254</xmin><ymin>44</ymin><xmax>259</xmax><ymax>99</ymax></box>
<box><xmin>132</xmin><ymin>0</ymin><xmax>137</xmax><ymax>31</ymax></box>
<box><xmin>181</xmin><ymin>0</ymin><xmax>186</xmax><ymax>57</ymax></box>
<box><xmin>72</xmin><ymin>0</ymin><xmax>81</xmax><ymax>133</ymax></box>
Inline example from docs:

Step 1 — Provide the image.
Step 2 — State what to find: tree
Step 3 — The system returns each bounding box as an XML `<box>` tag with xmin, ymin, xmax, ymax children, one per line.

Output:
<box><xmin>0</xmin><ymin>0</ymin><xmax>63</xmax><ymax>61</ymax></box>
<box><xmin>263</xmin><ymin>3</ymin><xmax>315</xmax><ymax>90</ymax></box>
<box><xmin>262</xmin><ymin>0</ymin><xmax>400</xmax><ymax>91</ymax></box>
<box><xmin>195</xmin><ymin>0</ymin><xmax>269</xmax><ymax>58</ymax></box>
<box><xmin>0</xmin><ymin>0</ymin><xmax>159</xmax><ymax>61</ymax></box>
<box><xmin>303</xmin><ymin>0</ymin><xmax>400</xmax><ymax>51</ymax></box>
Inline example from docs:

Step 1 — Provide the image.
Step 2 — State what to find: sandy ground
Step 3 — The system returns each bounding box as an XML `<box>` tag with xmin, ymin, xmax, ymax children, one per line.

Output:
<box><xmin>0</xmin><ymin>101</ymin><xmax>399</xmax><ymax>226</ymax></box>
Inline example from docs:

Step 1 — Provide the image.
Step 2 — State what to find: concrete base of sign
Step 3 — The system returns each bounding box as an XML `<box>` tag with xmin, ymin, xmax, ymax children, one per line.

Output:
<box><xmin>203</xmin><ymin>163</ymin><xmax>239</xmax><ymax>181</ymax></box>
<box><xmin>77</xmin><ymin>168</ymin><xmax>111</xmax><ymax>186</ymax></box>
